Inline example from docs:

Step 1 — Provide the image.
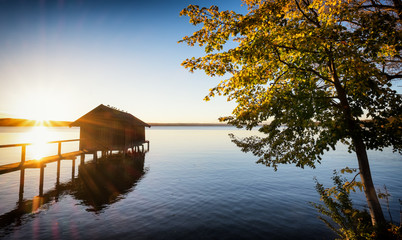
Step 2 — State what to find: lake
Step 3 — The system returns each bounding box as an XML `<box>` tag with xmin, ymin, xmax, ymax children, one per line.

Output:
<box><xmin>0</xmin><ymin>126</ymin><xmax>401</xmax><ymax>239</ymax></box>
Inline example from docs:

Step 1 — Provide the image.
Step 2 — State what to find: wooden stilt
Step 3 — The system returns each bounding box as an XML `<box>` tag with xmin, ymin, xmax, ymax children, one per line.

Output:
<box><xmin>56</xmin><ymin>159</ymin><xmax>61</xmax><ymax>185</ymax></box>
<box><xmin>39</xmin><ymin>165</ymin><xmax>45</xmax><ymax>196</ymax></box>
<box><xmin>19</xmin><ymin>168</ymin><xmax>25</xmax><ymax>202</ymax></box>
<box><xmin>72</xmin><ymin>158</ymin><xmax>76</xmax><ymax>179</ymax></box>
<box><xmin>81</xmin><ymin>153</ymin><xmax>85</xmax><ymax>165</ymax></box>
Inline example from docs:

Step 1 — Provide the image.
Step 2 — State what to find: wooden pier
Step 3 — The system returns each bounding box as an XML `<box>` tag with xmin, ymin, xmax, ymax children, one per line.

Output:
<box><xmin>0</xmin><ymin>104</ymin><xmax>150</xmax><ymax>200</ymax></box>
<box><xmin>0</xmin><ymin>138</ymin><xmax>149</xmax><ymax>199</ymax></box>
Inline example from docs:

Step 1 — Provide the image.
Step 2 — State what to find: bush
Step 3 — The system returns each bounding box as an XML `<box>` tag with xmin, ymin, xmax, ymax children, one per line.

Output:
<box><xmin>312</xmin><ymin>171</ymin><xmax>401</xmax><ymax>240</ymax></box>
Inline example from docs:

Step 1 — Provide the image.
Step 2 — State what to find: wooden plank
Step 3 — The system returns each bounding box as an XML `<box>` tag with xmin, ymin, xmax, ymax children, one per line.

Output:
<box><xmin>0</xmin><ymin>143</ymin><xmax>31</xmax><ymax>148</ymax></box>
<box><xmin>0</xmin><ymin>139</ymin><xmax>80</xmax><ymax>149</ymax></box>
<box><xmin>0</xmin><ymin>163</ymin><xmax>21</xmax><ymax>174</ymax></box>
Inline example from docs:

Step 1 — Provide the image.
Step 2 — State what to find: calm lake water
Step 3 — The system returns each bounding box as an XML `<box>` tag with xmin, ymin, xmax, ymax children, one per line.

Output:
<box><xmin>0</xmin><ymin>126</ymin><xmax>401</xmax><ymax>240</ymax></box>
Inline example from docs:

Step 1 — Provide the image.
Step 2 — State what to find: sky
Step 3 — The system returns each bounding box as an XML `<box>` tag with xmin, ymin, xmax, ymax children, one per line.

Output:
<box><xmin>0</xmin><ymin>0</ymin><xmax>244</xmax><ymax>123</ymax></box>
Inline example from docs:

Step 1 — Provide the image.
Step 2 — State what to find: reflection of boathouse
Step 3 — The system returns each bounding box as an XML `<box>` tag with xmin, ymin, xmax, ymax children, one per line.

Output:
<box><xmin>70</xmin><ymin>104</ymin><xmax>150</xmax><ymax>154</ymax></box>
<box><xmin>0</xmin><ymin>152</ymin><xmax>147</xmax><ymax>227</ymax></box>
<box><xmin>71</xmin><ymin>152</ymin><xmax>146</xmax><ymax>212</ymax></box>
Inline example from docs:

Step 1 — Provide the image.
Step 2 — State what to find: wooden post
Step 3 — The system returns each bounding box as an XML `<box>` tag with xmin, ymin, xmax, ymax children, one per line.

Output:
<box><xmin>39</xmin><ymin>165</ymin><xmax>45</xmax><ymax>196</ymax></box>
<box><xmin>56</xmin><ymin>159</ymin><xmax>61</xmax><ymax>185</ymax></box>
<box><xmin>58</xmin><ymin>142</ymin><xmax>62</xmax><ymax>156</ymax></box>
<box><xmin>72</xmin><ymin>158</ymin><xmax>76</xmax><ymax>179</ymax></box>
<box><xmin>20</xmin><ymin>145</ymin><xmax>26</xmax><ymax>166</ymax></box>
<box><xmin>93</xmin><ymin>152</ymin><xmax>97</xmax><ymax>163</ymax></box>
<box><xmin>19</xmin><ymin>168</ymin><xmax>25</xmax><ymax>203</ymax></box>
<box><xmin>80</xmin><ymin>153</ymin><xmax>85</xmax><ymax>165</ymax></box>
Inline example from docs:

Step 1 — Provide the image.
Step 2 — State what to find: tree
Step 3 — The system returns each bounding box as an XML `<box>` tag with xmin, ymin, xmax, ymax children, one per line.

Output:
<box><xmin>179</xmin><ymin>0</ymin><xmax>402</xmax><ymax>228</ymax></box>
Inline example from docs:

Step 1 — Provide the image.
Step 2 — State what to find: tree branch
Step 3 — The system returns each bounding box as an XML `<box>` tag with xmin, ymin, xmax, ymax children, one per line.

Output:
<box><xmin>294</xmin><ymin>0</ymin><xmax>321</xmax><ymax>27</ymax></box>
<box><xmin>384</xmin><ymin>73</ymin><xmax>402</xmax><ymax>80</ymax></box>
<box><xmin>344</xmin><ymin>171</ymin><xmax>361</xmax><ymax>189</ymax></box>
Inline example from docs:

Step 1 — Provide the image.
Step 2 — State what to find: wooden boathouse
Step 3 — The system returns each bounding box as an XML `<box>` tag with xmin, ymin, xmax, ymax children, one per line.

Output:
<box><xmin>70</xmin><ymin>104</ymin><xmax>150</xmax><ymax>157</ymax></box>
<box><xmin>0</xmin><ymin>104</ymin><xmax>150</xmax><ymax>200</ymax></box>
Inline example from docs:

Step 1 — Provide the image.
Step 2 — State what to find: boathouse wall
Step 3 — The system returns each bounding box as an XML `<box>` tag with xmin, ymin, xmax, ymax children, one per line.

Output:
<box><xmin>71</xmin><ymin>104</ymin><xmax>150</xmax><ymax>153</ymax></box>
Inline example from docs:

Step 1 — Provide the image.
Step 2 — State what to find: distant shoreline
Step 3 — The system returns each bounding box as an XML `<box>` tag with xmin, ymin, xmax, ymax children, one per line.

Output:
<box><xmin>0</xmin><ymin>118</ymin><xmax>230</xmax><ymax>127</ymax></box>
<box><xmin>0</xmin><ymin>118</ymin><xmax>72</xmax><ymax>127</ymax></box>
<box><xmin>148</xmin><ymin>123</ymin><xmax>230</xmax><ymax>127</ymax></box>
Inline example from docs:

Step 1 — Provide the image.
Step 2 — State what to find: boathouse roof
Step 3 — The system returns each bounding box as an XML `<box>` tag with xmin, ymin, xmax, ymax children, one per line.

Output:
<box><xmin>70</xmin><ymin>104</ymin><xmax>150</xmax><ymax>128</ymax></box>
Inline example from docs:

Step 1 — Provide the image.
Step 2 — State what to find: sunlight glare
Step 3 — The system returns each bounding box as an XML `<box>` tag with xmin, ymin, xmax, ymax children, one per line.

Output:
<box><xmin>27</xmin><ymin>126</ymin><xmax>52</xmax><ymax>160</ymax></box>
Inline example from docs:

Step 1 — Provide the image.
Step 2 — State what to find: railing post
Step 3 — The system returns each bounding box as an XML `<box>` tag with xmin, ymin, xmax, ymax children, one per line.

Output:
<box><xmin>20</xmin><ymin>145</ymin><xmax>26</xmax><ymax>166</ymax></box>
<box><xmin>58</xmin><ymin>142</ymin><xmax>62</xmax><ymax>156</ymax></box>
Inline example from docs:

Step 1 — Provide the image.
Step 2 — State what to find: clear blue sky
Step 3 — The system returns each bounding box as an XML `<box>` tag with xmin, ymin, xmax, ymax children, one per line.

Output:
<box><xmin>0</xmin><ymin>0</ymin><xmax>243</xmax><ymax>123</ymax></box>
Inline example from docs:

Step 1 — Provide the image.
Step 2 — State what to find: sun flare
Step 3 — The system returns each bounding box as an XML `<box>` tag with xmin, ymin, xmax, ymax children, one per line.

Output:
<box><xmin>26</xmin><ymin>127</ymin><xmax>53</xmax><ymax>160</ymax></box>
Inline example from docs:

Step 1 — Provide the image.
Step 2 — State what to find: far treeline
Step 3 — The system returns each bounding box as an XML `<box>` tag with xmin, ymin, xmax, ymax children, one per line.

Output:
<box><xmin>0</xmin><ymin>118</ymin><xmax>231</xmax><ymax>127</ymax></box>
<box><xmin>0</xmin><ymin>118</ymin><xmax>72</xmax><ymax>127</ymax></box>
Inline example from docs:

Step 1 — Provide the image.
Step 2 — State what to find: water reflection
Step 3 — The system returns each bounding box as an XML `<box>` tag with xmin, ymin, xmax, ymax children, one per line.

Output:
<box><xmin>71</xmin><ymin>152</ymin><xmax>146</xmax><ymax>212</ymax></box>
<box><xmin>0</xmin><ymin>152</ymin><xmax>146</xmax><ymax>236</ymax></box>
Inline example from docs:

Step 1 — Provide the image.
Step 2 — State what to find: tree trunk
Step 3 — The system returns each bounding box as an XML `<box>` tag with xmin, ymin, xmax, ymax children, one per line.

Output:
<box><xmin>353</xmin><ymin>134</ymin><xmax>386</xmax><ymax>226</ymax></box>
<box><xmin>328</xmin><ymin>57</ymin><xmax>386</xmax><ymax>227</ymax></box>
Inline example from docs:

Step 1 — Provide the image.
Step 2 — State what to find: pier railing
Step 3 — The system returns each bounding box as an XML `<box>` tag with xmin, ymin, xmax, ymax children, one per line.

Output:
<box><xmin>0</xmin><ymin>139</ymin><xmax>81</xmax><ymax>165</ymax></box>
<box><xmin>0</xmin><ymin>139</ymin><xmax>82</xmax><ymax>174</ymax></box>
<box><xmin>0</xmin><ymin>138</ymin><xmax>150</xmax><ymax>175</ymax></box>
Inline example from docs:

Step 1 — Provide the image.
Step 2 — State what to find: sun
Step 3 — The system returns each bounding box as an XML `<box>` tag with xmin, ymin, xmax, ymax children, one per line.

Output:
<box><xmin>29</xmin><ymin>127</ymin><xmax>49</xmax><ymax>159</ymax></box>
<box><xmin>24</xmin><ymin>126</ymin><xmax>55</xmax><ymax>160</ymax></box>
